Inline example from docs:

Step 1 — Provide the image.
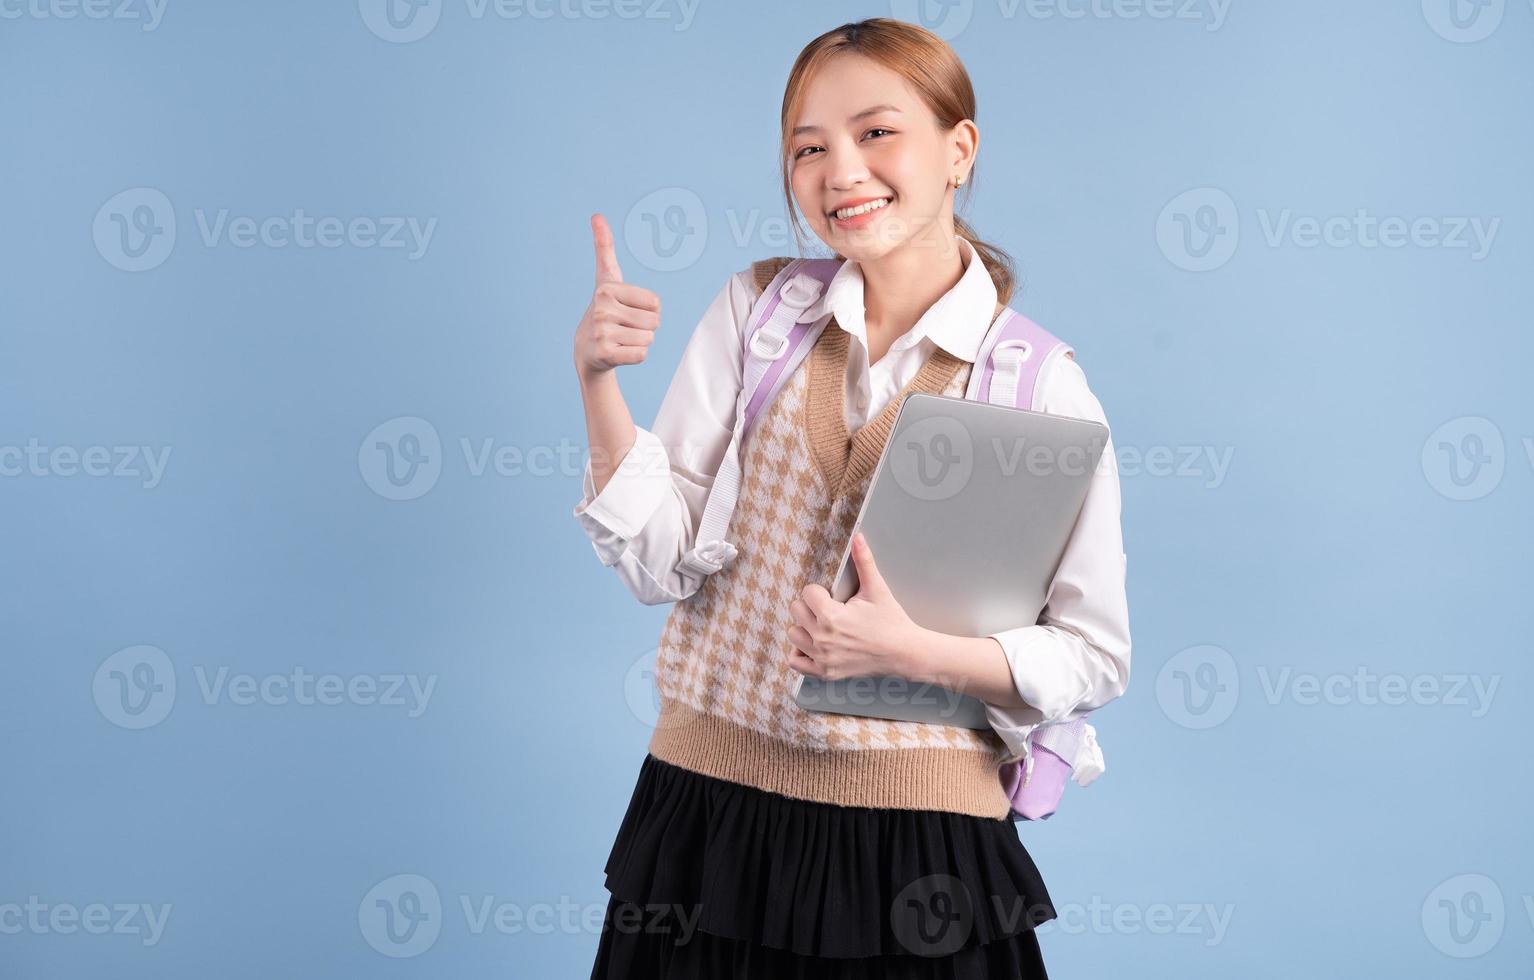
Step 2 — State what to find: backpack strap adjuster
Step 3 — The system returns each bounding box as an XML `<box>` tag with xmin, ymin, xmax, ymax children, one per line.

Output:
<box><xmin>676</xmin><ymin>538</ymin><xmax>738</xmax><ymax>577</ymax></box>
<box><xmin>749</xmin><ymin>271</ymin><xmax>826</xmax><ymax>360</ymax></box>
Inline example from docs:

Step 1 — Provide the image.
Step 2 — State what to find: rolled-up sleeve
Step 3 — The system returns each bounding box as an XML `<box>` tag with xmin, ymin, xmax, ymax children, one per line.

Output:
<box><xmin>983</xmin><ymin>354</ymin><xmax>1132</xmax><ymax>763</ymax></box>
<box><xmin>571</xmin><ymin>268</ymin><xmax>756</xmax><ymax>604</ymax></box>
<box><xmin>573</xmin><ymin>426</ymin><xmax>674</xmax><ymax>566</ymax></box>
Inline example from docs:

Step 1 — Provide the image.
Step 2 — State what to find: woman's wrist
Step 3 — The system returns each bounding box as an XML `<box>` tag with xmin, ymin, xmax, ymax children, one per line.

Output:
<box><xmin>896</xmin><ymin>626</ymin><xmax>1028</xmax><ymax>709</ymax></box>
<box><xmin>577</xmin><ymin>362</ymin><xmax>614</xmax><ymax>391</ymax></box>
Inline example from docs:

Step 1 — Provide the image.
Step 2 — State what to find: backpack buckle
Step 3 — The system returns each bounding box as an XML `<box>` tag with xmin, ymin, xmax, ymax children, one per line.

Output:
<box><xmin>678</xmin><ymin>538</ymin><xmax>739</xmax><ymax>576</ymax></box>
<box><xmin>749</xmin><ymin>328</ymin><xmax>791</xmax><ymax>360</ymax></box>
<box><xmin>994</xmin><ymin>338</ymin><xmax>1034</xmax><ymax>364</ymax></box>
<box><xmin>779</xmin><ymin>272</ymin><xmax>823</xmax><ymax>310</ymax></box>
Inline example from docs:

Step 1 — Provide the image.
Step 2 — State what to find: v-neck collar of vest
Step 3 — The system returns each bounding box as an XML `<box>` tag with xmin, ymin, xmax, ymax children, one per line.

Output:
<box><xmin>803</xmin><ymin>317</ymin><xmax>967</xmax><ymax>498</ymax></box>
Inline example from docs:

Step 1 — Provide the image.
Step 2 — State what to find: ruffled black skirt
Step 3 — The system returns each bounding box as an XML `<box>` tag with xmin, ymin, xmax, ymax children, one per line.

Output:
<box><xmin>590</xmin><ymin>753</ymin><xmax>1057</xmax><ymax>979</ymax></box>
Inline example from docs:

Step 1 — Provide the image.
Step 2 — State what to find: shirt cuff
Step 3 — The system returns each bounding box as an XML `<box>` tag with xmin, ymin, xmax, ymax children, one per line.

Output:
<box><xmin>986</xmin><ymin>623</ymin><xmax>1097</xmax><ymax>727</ymax></box>
<box><xmin>571</xmin><ymin>427</ymin><xmax>673</xmax><ymax>564</ymax></box>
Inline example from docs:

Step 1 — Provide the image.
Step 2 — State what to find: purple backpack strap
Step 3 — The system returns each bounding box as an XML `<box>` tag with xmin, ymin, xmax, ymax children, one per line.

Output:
<box><xmin>966</xmin><ymin>307</ymin><xmax>1074</xmax><ymax>411</ymax></box>
<box><xmin>674</xmin><ymin>257</ymin><xmax>841</xmax><ymax>579</ymax></box>
<box><xmin>741</xmin><ymin>257</ymin><xmax>842</xmax><ymax>437</ymax></box>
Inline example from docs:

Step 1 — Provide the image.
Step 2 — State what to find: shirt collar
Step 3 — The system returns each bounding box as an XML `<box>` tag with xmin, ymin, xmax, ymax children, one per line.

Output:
<box><xmin>802</xmin><ymin>235</ymin><xmax>1000</xmax><ymax>364</ymax></box>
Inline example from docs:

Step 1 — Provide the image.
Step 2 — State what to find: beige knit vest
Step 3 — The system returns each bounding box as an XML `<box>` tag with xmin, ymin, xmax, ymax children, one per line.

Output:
<box><xmin>647</xmin><ymin>258</ymin><xmax>1012</xmax><ymax>819</ymax></box>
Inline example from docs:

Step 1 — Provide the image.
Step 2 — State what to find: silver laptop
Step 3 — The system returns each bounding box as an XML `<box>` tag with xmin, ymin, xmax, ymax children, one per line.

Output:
<box><xmin>792</xmin><ymin>391</ymin><xmax>1108</xmax><ymax>729</ymax></box>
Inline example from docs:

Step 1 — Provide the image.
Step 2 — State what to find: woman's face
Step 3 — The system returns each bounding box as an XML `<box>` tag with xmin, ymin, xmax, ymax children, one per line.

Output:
<box><xmin>789</xmin><ymin>54</ymin><xmax>973</xmax><ymax>262</ymax></box>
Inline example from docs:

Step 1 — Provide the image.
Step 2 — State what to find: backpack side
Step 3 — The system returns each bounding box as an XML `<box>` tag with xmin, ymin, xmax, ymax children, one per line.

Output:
<box><xmin>969</xmin><ymin>309</ymin><xmax>1103</xmax><ymax>821</ymax></box>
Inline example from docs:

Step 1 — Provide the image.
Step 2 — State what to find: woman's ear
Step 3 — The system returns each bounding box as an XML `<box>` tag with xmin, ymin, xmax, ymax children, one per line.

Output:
<box><xmin>950</xmin><ymin>119</ymin><xmax>979</xmax><ymax>177</ymax></box>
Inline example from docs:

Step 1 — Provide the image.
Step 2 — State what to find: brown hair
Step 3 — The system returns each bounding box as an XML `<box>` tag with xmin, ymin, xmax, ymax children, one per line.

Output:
<box><xmin>778</xmin><ymin>17</ymin><xmax>1018</xmax><ymax>305</ymax></box>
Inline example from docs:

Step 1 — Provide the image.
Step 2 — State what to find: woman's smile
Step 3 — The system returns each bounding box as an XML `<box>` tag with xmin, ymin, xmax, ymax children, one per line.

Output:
<box><xmin>829</xmin><ymin>194</ymin><xmax>894</xmax><ymax>230</ymax></box>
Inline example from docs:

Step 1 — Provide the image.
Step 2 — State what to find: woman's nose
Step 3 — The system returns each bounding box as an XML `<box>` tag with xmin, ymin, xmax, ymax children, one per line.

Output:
<box><xmin>823</xmin><ymin>142</ymin><xmax>870</xmax><ymax>190</ymax></box>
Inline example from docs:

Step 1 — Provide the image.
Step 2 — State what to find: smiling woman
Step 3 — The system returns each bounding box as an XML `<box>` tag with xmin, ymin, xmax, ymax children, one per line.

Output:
<box><xmin>575</xmin><ymin>16</ymin><xmax>1132</xmax><ymax>980</ymax></box>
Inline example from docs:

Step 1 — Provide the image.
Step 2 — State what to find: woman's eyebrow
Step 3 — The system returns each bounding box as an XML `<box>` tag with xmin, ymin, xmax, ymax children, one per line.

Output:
<box><xmin>791</xmin><ymin>104</ymin><xmax>903</xmax><ymax>137</ymax></box>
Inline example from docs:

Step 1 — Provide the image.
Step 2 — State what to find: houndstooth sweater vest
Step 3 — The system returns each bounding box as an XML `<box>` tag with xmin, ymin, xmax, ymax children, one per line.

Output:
<box><xmin>647</xmin><ymin>259</ymin><xmax>1012</xmax><ymax>819</ymax></box>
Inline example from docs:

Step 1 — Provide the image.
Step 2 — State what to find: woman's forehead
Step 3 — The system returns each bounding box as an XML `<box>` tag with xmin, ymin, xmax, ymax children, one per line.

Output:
<box><xmin>793</xmin><ymin>58</ymin><xmax>920</xmax><ymax>128</ymax></box>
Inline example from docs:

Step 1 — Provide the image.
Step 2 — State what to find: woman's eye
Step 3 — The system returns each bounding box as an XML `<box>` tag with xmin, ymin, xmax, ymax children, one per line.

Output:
<box><xmin>794</xmin><ymin>130</ymin><xmax>892</xmax><ymax>159</ymax></box>
<box><xmin>797</xmin><ymin>129</ymin><xmax>895</xmax><ymax>160</ymax></box>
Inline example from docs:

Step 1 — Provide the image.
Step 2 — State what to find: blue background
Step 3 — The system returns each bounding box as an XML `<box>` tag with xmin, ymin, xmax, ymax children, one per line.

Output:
<box><xmin>3</xmin><ymin>0</ymin><xmax>1531</xmax><ymax>976</ymax></box>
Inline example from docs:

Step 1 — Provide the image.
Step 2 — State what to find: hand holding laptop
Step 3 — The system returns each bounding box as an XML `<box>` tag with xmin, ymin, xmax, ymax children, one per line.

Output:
<box><xmin>785</xmin><ymin>530</ymin><xmax>925</xmax><ymax>685</ymax></box>
<box><xmin>789</xmin><ymin>392</ymin><xmax>1107</xmax><ymax>730</ymax></box>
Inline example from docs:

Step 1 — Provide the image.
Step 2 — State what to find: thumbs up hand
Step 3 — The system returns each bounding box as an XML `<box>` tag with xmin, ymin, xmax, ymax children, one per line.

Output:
<box><xmin>574</xmin><ymin>213</ymin><xmax>663</xmax><ymax>382</ymax></box>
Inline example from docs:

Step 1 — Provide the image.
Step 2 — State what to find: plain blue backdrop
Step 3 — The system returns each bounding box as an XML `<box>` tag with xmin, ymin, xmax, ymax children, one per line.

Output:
<box><xmin>3</xmin><ymin>0</ymin><xmax>1531</xmax><ymax>976</ymax></box>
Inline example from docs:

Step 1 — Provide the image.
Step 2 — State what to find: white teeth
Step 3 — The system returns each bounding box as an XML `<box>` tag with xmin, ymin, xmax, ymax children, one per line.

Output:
<box><xmin>834</xmin><ymin>197</ymin><xmax>891</xmax><ymax>220</ymax></box>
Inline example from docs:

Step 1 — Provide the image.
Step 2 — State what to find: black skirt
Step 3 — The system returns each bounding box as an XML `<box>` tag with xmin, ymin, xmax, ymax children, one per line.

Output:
<box><xmin>590</xmin><ymin>753</ymin><xmax>1057</xmax><ymax>979</ymax></box>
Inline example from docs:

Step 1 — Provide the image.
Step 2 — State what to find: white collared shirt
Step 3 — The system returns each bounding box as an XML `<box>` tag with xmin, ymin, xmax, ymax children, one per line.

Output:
<box><xmin>572</xmin><ymin>236</ymin><xmax>1131</xmax><ymax>766</ymax></box>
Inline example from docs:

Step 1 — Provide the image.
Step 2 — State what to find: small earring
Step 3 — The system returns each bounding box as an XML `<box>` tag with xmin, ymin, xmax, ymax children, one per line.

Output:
<box><xmin>953</xmin><ymin>174</ymin><xmax>965</xmax><ymax>188</ymax></box>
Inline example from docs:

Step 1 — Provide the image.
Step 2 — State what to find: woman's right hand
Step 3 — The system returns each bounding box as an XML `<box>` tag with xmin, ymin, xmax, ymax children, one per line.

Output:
<box><xmin>574</xmin><ymin>213</ymin><xmax>662</xmax><ymax>383</ymax></box>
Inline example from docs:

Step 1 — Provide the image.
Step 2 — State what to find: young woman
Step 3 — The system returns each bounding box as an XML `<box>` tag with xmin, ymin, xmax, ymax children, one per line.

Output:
<box><xmin>572</xmin><ymin>17</ymin><xmax>1131</xmax><ymax>979</ymax></box>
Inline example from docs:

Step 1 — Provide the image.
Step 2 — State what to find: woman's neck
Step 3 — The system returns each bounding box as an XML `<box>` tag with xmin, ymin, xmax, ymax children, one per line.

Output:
<box><xmin>859</xmin><ymin>230</ymin><xmax>967</xmax><ymax>366</ymax></box>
